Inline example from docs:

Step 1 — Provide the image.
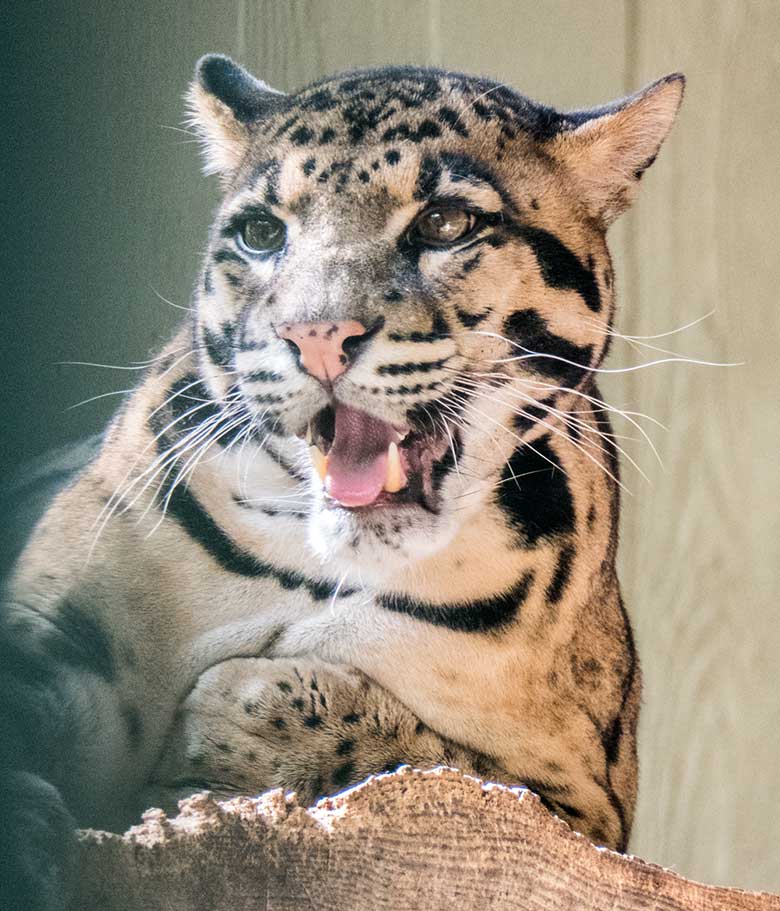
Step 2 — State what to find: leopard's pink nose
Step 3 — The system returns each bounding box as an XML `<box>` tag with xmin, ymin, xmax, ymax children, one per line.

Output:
<box><xmin>275</xmin><ymin>320</ymin><xmax>368</xmax><ymax>385</ymax></box>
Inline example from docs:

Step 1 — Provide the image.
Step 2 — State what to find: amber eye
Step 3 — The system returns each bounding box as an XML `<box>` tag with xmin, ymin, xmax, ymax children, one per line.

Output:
<box><xmin>239</xmin><ymin>215</ymin><xmax>286</xmax><ymax>253</ymax></box>
<box><xmin>410</xmin><ymin>205</ymin><xmax>478</xmax><ymax>247</ymax></box>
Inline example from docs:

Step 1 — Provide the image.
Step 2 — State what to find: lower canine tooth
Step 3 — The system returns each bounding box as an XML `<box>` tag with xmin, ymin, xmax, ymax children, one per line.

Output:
<box><xmin>310</xmin><ymin>446</ymin><xmax>328</xmax><ymax>482</ymax></box>
<box><xmin>383</xmin><ymin>441</ymin><xmax>406</xmax><ymax>493</ymax></box>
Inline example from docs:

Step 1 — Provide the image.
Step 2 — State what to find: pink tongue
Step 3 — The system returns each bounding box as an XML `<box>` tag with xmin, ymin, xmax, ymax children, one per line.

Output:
<box><xmin>325</xmin><ymin>404</ymin><xmax>396</xmax><ymax>507</ymax></box>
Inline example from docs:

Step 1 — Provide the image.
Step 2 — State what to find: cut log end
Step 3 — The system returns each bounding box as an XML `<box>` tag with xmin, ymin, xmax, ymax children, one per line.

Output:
<box><xmin>73</xmin><ymin>767</ymin><xmax>780</xmax><ymax>911</ymax></box>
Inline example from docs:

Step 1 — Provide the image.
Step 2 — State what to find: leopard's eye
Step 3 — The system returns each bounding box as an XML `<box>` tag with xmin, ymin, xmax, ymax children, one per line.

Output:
<box><xmin>410</xmin><ymin>205</ymin><xmax>478</xmax><ymax>247</ymax></box>
<box><xmin>239</xmin><ymin>215</ymin><xmax>286</xmax><ymax>253</ymax></box>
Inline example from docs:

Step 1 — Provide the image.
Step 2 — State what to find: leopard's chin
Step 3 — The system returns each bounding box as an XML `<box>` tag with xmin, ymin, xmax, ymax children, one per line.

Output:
<box><xmin>306</xmin><ymin>489</ymin><xmax>460</xmax><ymax>581</ymax></box>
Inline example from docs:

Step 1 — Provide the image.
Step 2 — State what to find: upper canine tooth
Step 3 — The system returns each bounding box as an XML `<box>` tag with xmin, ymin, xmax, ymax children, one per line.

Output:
<box><xmin>310</xmin><ymin>446</ymin><xmax>328</xmax><ymax>482</ymax></box>
<box><xmin>384</xmin><ymin>441</ymin><xmax>406</xmax><ymax>493</ymax></box>
<box><xmin>305</xmin><ymin>421</ymin><xmax>313</xmax><ymax>445</ymax></box>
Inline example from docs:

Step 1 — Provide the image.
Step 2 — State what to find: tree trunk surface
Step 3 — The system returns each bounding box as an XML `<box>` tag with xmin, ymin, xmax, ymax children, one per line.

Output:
<box><xmin>72</xmin><ymin>768</ymin><xmax>780</xmax><ymax>910</ymax></box>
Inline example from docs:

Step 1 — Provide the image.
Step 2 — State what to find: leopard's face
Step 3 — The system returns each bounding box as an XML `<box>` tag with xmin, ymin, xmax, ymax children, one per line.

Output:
<box><xmin>188</xmin><ymin>59</ymin><xmax>682</xmax><ymax>578</ymax></box>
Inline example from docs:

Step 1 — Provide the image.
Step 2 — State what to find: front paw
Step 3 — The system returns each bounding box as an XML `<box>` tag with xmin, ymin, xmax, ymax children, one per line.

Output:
<box><xmin>151</xmin><ymin>658</ymin><xmax>380</xmax><ymax>806</ymax></box>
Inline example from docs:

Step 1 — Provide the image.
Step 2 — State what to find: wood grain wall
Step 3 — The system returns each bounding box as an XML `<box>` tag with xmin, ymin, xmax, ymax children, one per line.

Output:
<box><xmin>4</xmin><ymin>0</ymin><xmax>778</xmax><ymax>891</ymax></box>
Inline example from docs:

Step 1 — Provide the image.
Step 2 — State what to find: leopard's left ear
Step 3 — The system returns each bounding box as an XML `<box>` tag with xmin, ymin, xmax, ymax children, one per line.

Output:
<box><xmin>186</xmin><ymin>54</ymin><xmax>287</xmax><ymax>180</ymax></box>
<box><xmin>550</xmin><ymin>74</ymin><xmax>685</xmax><ymax>226</ymax></box>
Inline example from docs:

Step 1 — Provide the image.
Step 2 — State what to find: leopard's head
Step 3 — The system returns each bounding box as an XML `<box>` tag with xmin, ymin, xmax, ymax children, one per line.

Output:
<box><xmin>187</xmin><ymin>56</ymin><xmax>683</xmax><ymax>579</ymax></box>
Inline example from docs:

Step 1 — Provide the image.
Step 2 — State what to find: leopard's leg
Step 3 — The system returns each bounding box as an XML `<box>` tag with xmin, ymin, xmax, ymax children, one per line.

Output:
<box><xmin>146</xmin><ymin>657</ymin><xmax>504</xmax><ymax>812</ymax></box>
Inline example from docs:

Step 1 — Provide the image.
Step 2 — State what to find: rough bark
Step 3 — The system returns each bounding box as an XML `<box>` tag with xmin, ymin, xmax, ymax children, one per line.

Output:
<box><xmin>72</xmin><ymin>768</ymin><xmax>780</xmax><ymax>911</ymax></box>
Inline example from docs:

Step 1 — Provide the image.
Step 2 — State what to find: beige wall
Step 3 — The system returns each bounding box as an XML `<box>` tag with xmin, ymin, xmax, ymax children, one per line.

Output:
<box><xmin>5</xmin><ymin>0</ymin><xmax>778</xmax><ymax>891</ymax></box>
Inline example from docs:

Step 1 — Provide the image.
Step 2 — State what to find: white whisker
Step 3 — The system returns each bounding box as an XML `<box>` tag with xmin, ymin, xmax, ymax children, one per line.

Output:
<box><xmin>475</xmin><ymin>329</ymin><xmax>742</xmax><ymax>373</ymax></box>
<box><xmin>450</xmin><ymin>384</ymin><xmax>627</xmax><ymax>492</ymax></box>
<box><xmin>593</xmin><ymin>309</ymin><xmax>716</xmax><ymax>341</ymax></box>
<box><xmin>150</xmin><ymin>286</ymin><xmax>196</xmax><ymax>313</ymax></box>
<box><xmin>455</xmin><ymin>369</ymin><xmax>666</xmax><ymax>465</ymax></box>
<box><xmin>67</xmin><ymin>389</ymin><xmax>135</xmax><ymax>410</ymax></box>
<box><xmin>461</xmin><ymin>377</ymin><xmax>649</xmax><ymax>484</ymax></box>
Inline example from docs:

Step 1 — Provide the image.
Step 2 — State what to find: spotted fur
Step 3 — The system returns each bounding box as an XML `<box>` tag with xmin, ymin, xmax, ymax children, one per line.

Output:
<box><xmin>0</xmin><ymin>54</ymin><xmax>684</xmax><ymax>907</ymax></box>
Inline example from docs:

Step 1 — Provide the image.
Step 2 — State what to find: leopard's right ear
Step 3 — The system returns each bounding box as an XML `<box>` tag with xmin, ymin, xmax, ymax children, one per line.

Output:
<box><xmin>186</xmin><ymin>55</ymin><xmax>286</xmax><ymax>179</ymax></box>
<box><xmin>548</xmin><ymin>73</ymin><xmax>685</xmax><ymax>227</ymax></box>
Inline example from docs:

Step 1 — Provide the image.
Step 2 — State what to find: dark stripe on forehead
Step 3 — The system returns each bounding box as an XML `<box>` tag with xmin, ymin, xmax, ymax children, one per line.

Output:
<box><xmin>379</xmin><ymin>571</ymin><xmax>534</xmax><ymax>632</ymax></box>
<box><xmin>439</xmin><ymin>152</ymin><xmax>511</xmax><ymax>205</ymax></box>
<box><xmin>437</xmin><ymin>106</ymin><xmax>469</xmax><ymax>137</ymax></box>
<box><xmin>503</xmin><ymin>309</ymin><xmax>593</xmax><ymax>388</ymax></box>
<box><xmin>382</xmin><ymin>120</ymin><xmax>442</xmax><ymax>143</ymax></box>
<box><xmin>414</xmin><ymin>151</ymin><xmax>510</xmax><ymax>208</ymax></box>
<box><xmin>415</xmin><ymin>156</ymin><xmax>441</xmax><ymax>200</ymax></box>
<box><xmin>253</xmin><ymin>158</ymin><xmax>282</xmax><ymax>205</ymax></box>
<box><xmin>290</xmin><ymin>125</ymin><xmax>315</xmax><ymax>146</ymax></box>
<box><xmin>498</xmin><ymin>436</ymin><xmax>575</xmax><ymax>545</ymax></box>
<box><xmin>299</xmin><ymin>88</ymin><xmax>339</xmax><ymax>112</ymax></box>
<box><xmin>516</xmin><ymin>225</ymin><xmax>601</xmax><ymax>312</ymax></box>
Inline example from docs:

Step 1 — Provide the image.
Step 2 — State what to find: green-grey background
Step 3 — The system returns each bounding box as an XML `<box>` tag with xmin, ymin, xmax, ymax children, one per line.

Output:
<box><xmin>4</xmin><ymin>0</ymin><xmax>779</xmax><ymax>892</ymax></box>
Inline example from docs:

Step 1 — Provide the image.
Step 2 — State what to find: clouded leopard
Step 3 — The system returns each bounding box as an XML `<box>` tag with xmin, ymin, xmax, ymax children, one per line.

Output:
<box><xmin>0</xmin><ymin>55</ymin><xmax>684</xmax><ymax>909</ymax></box>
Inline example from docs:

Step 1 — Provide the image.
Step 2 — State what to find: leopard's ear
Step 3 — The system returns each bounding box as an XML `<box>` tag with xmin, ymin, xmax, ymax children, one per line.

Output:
<box><xmin>186</xmin><ymin>54</ymin><xmax>286</xmax><ymax>179</ymax></box>
<box><xmin>550</xmin><ymin>74</ymin><xmax>685</xmax><ymax>227</ymax></box>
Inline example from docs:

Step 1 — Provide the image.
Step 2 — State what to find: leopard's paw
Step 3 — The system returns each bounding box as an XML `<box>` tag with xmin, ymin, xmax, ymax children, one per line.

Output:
<box><xmin>151</xmin><ymin>657</ymin><xmax>387</xmax><ymax>806</ymax></box>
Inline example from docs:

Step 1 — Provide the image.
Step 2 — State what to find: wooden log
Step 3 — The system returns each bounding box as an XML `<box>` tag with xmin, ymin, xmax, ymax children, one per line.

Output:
<box><xmin>71</xmin><ymin>768</ymin><xmax>779</xmax><ymax>910</ymax></box>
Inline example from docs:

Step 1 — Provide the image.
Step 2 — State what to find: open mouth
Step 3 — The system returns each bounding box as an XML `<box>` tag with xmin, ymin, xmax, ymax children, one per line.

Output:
<box><xmin>302</xmin><ymin>402</ymin><xmax>456</xmax><ymax>512</ymax></box>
